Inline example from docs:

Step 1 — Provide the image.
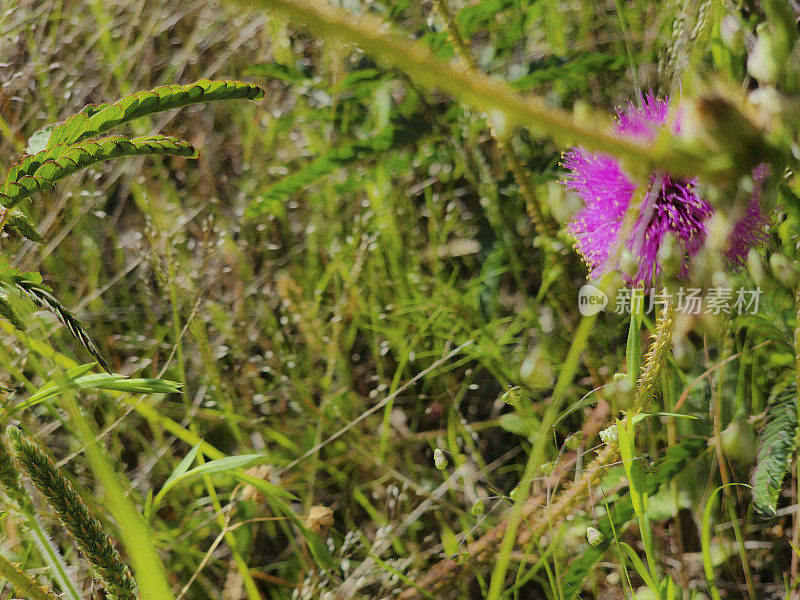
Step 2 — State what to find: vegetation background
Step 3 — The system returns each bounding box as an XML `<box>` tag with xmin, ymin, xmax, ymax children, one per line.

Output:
<box><xmin>1</xmin><ymin>0</ymin><xmax>799</xmax><ymax>599</ymax></box>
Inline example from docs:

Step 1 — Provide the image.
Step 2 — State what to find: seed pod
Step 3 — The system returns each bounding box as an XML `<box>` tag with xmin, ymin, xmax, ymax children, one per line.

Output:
<box><xmin>672</xmin><ymin>337</ymin><xmax>696</xmax><ymax>370</ymax></box>
<box><xmin>747</xmin><ymin>249</ymin><xmax>765</xmax><ymax>286</ymax></box>
<box><xmin>770</xmin><ymin>253</ymin><xmax>799</xmax><ymax>287</ymax></box>
<box><xmin>586</xmin><ymin>526</ymin><xmax>605</xmax><ymax>546</ymax></box>
<box><xmin>519</xmin><ymin>347</ymin><xmax>553</xmax><ymax>390</ymax></box>
<box><xmin>433</xmin><ymin>448</ymin><xmax>447</xmax><ymax>470</ymax></box>
<box><xmin>720</xmin><ymin>417</ymin><xmax>756</xmax><ymax>463</ymax></box>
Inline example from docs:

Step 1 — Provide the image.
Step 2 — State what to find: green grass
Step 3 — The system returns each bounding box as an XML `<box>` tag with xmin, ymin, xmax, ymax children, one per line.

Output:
<box><xmin>0</xmin><ymin>0</ymin><xmax>799</xmax><ymax>599</ymax></box>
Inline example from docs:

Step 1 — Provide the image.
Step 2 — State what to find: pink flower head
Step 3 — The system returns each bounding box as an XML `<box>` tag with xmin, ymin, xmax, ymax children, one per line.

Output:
<box><xmin>561</xmin><ymin>92</ymin><xmax>768</xmax><ymax>286</ymax></box>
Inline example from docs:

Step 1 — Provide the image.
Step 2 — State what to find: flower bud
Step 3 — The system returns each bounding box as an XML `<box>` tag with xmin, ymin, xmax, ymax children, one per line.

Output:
<box><xmin>586</xmin><ymin>526</ymin><xmax>605</xmax><ymax>546</ymax></box>
<box><xmin>599</xmin><ymin>424</ymin><xmax>618</xmax><ymax>444</ymax></box>
<box><xmin>720</xmin><ymin>15</ymin><xmax>744</xmax><ymax>53</ymax></box>
<box><xmin>471</xmin><ymin>499</ymin><xmax>485</xmax><ymax>517</ymax></box>
<box><xmin>720</xmin><ymin>417</ymin><xmax>756</xmax><ymax>463</ymax></box>
<box><xmin>608</xmin><ymin>372</ymin><xmax>634</xmax><ymax>410</ymax></box>
<box><xmin>770</xmin><ymin>253</ymin><xmax>799</xmax><ymax>287</ymax></box>
<box><xmin>747</xmin><ymin>249</ymin><xmax>765</xmax><ymax>286</ymax></box>
<box><xmin>519</xmin><ymin>346</ymin><xmax>553</xmax><ymax>390</ymax></box>
<box><xmin>620</xmin><ymin>250</ymin><xmax>639</xmax><ymax>279</ymax></box>
<box><xmin>657</xmin><ymin>233</ymin><xmax>683</xmax><ymax>277</ymax></box>
<box><xmin>748</xmin><ymin>33</ymin><xmax>781</xmax><ymax>84</ymax></box>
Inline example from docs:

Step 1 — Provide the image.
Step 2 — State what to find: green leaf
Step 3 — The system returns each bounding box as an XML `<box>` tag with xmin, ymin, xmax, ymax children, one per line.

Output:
<box><xmin>620</xmin><ymin>542</ymin><xmax>657</xmax><ymax>590</ymax></box>
<box><xmin>13</xmin><ymin>365</ymin><xmax>180</xmax><ymax>414</ymax></box>
<box><xmin>152</xmin><ymin>454</ymin><xmax>264</xmax><ymax>507</ymax></box>
<box><xmin>561</xmin><ymin>438</ymin><xmax>706</xmax><ymax>591</ymax></box>
<box><xmin>751</xmin><ymin>385</ymin><xmax>798</xmax><ymax>517</ymax></box>
<box><xmin>0</xmin><ymin>287</ymin><xmax>24</xmax><ymax>330</ymax></box>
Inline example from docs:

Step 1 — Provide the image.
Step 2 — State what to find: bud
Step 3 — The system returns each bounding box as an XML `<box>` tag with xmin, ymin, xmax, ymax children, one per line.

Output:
<box><xmin>698</xmin><ymin>312</ymin><xmax>724</xmax><ymax>340</ymax></box>
<box><xmin>720</xmin><ymin>15</ymin><xmax>744</xmax><ymax>53</ymax></box>
<box><xmin>433</xmin><ymin>448</ymin><xmax>447</xmax><ymax>470</ymax></box>
<box><xmin>770</xmin><ymin>253</ymin><xmax>799</xmax><ymax>287</ymax></box>
<box><xmin>471</xmin><ymin>499</ymin><xmax>485</xmax><ymax>517</ymax></box>
<box><xmin>711</xmin><ymin>270</ymin><xmax>730</xmax><ymax>290</ymax></box>
<box><xmin>572</xmin><ymin>100</ymin><xmax>592</xmax><ymax>128</ymax></box>
<box><xmin>748</xmin><ymin>33</ymin><xmax>781</xmax><ymax>84</ymax></box>
<box><xmin>720</xmin><ymin>417</ymin><xmax>756</xmax><ymax>463</ymax></box>
<box><xmin>586</xmin><ymin>526</ymin><xmax>605</xmax><ymax>546</ymax></box>
<box><xmin>749</xmin><ymin>86</ymin><xmax>786</xmax><ymax>121</ymax></box>
<box><xmin>747</xmin><ymin>249</ymin><xmax>765</xmax><ymax>286</ymax></box>
<box><xmin>519</xmin><ymin>346</ymin><xmax>553</xmax><ymax>390</ymax></box>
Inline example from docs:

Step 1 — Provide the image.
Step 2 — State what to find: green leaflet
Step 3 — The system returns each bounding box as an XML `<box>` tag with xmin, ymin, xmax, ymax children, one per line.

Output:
<box><xmin>751</xmin><ymin>385</ymin><xmax>799</xmax><ymax>517</ymax></box>
<box><xmin>5</xmin><ymin>208</ymin><xmax>43</xmax><ymax>243</ymax></box>
<box><xmin>1</xmin><ymin>135</ymin><xmax>197</xmax><ymax>207</ymax></box>
<box><xmin>37</xmin><ymin>79</ymin><xmax>264</xmax><ymax>150</ymax></box>
<box><xmin>0</xmin><ymin>287</ymin><xmax>23</xmax><ymax>330</ymax></box>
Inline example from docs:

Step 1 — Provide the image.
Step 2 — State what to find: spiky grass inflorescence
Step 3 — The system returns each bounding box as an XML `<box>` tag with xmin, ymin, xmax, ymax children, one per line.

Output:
<box><xmin>0</xmin><ymin>442</ymin><xmax>83</xmax><ymax>600</ymax></box>
<box><xmin>12</xmin><ymin>279</ymin><xmax>110</xmax><ymax>372</ymax></box>
<box><xmin>6</xmin><ymin>426</ymin><xmax>138</xmax><ymax>600</ymax></box>
<box><xmin>635</xmin><ymin>300</ymin><xmax>675</xmax><ymax>409</ymax></box>
<box><xmin>0</xmin><ymin>440</ymin><xmax>32</xmax><ymax>511</ymax></box>
<box><xmin>0</xmin><ymin>552</ymin><xmax>59</xmax><ymax>600</ymax></box>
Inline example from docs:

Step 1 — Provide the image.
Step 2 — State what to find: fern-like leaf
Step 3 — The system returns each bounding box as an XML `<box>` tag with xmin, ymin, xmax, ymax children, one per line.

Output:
<box><xmin>1</xmin><ymin>135</ymin><xmax>197</xmax><ymax>207</ymax></box>
<box><xmin>37</xmin><ymin>78</ymin><xmax>264</xmax><ymax>150</ymax></box>
<box><xmin>751</xmin><ymin>385</ymin><xmax>799</xmax><ymax>517</ymax></box>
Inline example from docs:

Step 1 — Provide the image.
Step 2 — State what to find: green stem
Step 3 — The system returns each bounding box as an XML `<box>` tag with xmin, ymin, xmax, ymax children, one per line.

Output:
<box><xmin>231</xmin><ymin>0</ymin><xmax>706</xmax><ymax>177</ymax></box>
<box><xmin>486</xmin><ymin>308</ymin><xmax>599</xmax><ymax>600</ymax></box>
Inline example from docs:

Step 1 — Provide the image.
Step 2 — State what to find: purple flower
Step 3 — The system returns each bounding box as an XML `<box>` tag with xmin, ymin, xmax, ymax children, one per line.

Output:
<box><xmin>561</xmin><ymin>92</ymin><xmax>768</xmax><ymax>286</ymax></box>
